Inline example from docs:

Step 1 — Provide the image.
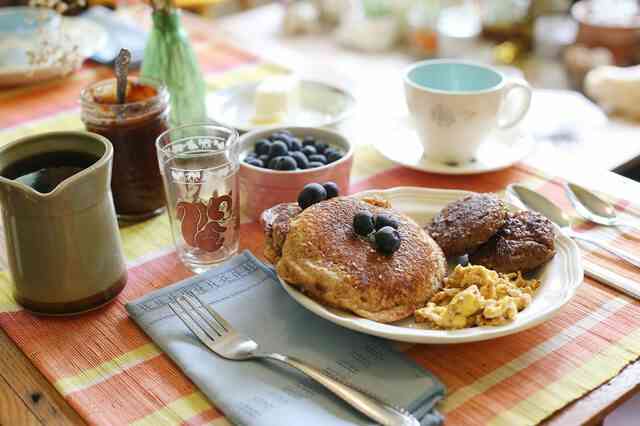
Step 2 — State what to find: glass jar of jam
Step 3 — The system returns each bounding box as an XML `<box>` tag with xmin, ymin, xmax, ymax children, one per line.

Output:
<box><xmin>81</xmin><ymin>77</ymin><xmax>169</xmax><ymax>221</ymax></box>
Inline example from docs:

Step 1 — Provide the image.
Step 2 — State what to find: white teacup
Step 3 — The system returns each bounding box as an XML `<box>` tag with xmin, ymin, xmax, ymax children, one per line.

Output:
<box><xmin>404</xmin><ymin>60</ymin><xmax>532</xmax><ymax>164</ymax></box>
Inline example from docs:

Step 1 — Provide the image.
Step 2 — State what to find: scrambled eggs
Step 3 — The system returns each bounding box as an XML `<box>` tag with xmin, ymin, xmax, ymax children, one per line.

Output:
<box><xmin>415</xmin><ymin>264</ymin><xmax>540</xmax><ymax>329</ymax></box>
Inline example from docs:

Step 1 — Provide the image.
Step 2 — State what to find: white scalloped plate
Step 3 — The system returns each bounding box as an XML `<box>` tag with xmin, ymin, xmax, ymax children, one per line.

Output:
<box><xmin>278</xmin><ymin>187</ymin><xmax>583</xmax><ymax>344</ymax></box>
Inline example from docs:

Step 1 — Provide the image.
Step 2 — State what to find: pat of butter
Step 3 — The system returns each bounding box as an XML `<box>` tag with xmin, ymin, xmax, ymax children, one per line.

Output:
<box><xmin>253</xmin><ymin>76</ymin><xmax>300</xmax><ymax>124</ymax></box>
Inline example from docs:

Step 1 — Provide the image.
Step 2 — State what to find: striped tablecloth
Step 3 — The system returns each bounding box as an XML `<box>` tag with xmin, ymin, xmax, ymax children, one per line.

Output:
<box><xmin>1</xmin><ymin>12</ymin><xmax>639</xmax><ymax>426</ymax></box>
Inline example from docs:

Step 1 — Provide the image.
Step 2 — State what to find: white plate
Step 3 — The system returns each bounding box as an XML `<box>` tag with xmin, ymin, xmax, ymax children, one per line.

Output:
<box><xmin>278</xmin><ymin>187</ymin><xmax>583</xmax><ymax>344</ymax></box>
<box><xmin>0</xmin><ymin>17</ymin><xmax>107</xmax><ymax>88</ymax></box>
<box><xmin>207</xmin><ymin>80</ymin><xmax>356</xmax><ymax>133</ymax></box>
<box><xmin>374</xmin><ymin>116</ymin><xmax>535</xmax><ymax>175</ymax></box>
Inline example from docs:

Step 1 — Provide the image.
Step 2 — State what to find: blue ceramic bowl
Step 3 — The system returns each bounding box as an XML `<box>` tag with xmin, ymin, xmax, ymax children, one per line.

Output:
<box><xmin>0</xmin><ymin>7</ymin><xmax>61</xmax><ymax>68</ymax></box>
<box><xmin>0</xmin><ymin>6</ymin><xmax>60</xmax><ymax>35</ymax></box>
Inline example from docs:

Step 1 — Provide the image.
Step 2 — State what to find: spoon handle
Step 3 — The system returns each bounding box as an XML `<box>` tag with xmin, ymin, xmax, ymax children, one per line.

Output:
<box><xmin>115</xmin><ymin>48</ymin><xmax>131</xmax><ymax>105</ymax></box>
<box><xmin>566</xmin><ymin>230</ymin><xmax>640</xmax><ymax>269</ymax></box>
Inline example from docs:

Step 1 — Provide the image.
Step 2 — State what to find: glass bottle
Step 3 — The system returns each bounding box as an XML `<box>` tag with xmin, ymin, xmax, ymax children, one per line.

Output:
<box><xmin>141</xmin><ymin>9</ymin><xmax>208</xmax><ymax>126</ymax></box>
<box><xmin>481</xmin><ymin>0</ymin><xmax>534</xmax><ymax>63</ymax></box>
<box><xmin>407</xmin><ymin>0</ymin><xmax>442</xmax><ymax>57</ymax></box>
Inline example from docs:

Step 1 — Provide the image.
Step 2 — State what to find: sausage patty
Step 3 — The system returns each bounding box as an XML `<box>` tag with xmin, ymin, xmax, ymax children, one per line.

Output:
<box><xmin>427</xmin><ymin>193</ymin><xmax>508</xmax><ymax>257</ymax></box>
<box><xmin>469</xmin><ymin>210</ymin><xmax>556</xmax><ymax>273</ymax></box>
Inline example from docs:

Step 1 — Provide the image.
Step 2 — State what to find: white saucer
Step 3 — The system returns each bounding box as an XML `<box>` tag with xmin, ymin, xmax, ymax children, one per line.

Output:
<box><xmin>207</xmin><ymin>80</ymin><xmax>356</xmax><ymax>133</ymax></box>
<box><xmin>374</xmin><ymin>116</ymin><xmax>535</xmax><ymax>175</ymax></box>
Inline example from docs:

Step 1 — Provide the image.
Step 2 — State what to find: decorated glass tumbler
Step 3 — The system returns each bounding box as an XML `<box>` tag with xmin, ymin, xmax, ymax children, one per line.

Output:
<box><xmin>156</xmin><ymin>124</ymin><xmax>240</xmax><ymax>273</ymax></box>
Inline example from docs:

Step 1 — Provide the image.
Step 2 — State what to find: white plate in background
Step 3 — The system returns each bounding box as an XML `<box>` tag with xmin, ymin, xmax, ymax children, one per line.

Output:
<box><xmin>207</xmin><ymin>80</ymin><xmax>356</xmax><ymax>133</ymax></box>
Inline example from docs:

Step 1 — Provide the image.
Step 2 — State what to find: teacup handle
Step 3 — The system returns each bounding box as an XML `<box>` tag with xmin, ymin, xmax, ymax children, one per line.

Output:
<box><xmin>498</xmin><ymin>78</ymin><xmax>532</xmax><ymax>129</ymax></box>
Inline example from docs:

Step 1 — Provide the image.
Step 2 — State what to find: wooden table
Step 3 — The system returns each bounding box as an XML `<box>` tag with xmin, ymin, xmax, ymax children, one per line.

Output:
<box><xmin>1</xmin><ymin>4</ymin><xmax>639</xmax><ymax>425</ymax></box>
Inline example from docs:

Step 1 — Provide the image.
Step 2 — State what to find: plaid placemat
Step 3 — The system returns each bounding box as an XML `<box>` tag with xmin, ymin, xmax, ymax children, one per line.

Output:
<box><xmin>0</xmin><ymin>10</ymin><xmax>639</xmax><ymax>425</ymax></box>
<box><xmin>1</xmin><ymin>162</ymin><xmax>639</xmax><ymax>426</ymax></box>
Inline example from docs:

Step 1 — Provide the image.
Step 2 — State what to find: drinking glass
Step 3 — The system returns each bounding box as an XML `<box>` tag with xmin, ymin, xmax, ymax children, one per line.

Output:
<box><xmin>156</xmin><ymin>124</ymin><xmax>240</xmax><ymax>273</ymax></box>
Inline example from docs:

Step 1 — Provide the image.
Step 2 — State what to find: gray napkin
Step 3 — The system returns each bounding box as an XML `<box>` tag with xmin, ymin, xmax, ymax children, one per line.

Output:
<box><xmin>126</xmin><ymin>250</ymin><xmax>445</xmax><ymax>426</ymax></box>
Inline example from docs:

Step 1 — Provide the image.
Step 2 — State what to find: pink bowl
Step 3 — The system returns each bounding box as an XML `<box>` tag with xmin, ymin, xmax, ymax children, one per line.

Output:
<box><xmin>239</xmin><ymin>126</ymin><xmax>353</xmax><ymax>221</ymax></box>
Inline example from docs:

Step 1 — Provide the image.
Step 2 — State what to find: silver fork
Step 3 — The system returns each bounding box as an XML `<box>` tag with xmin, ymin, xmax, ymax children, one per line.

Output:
<box><xmin>170</xmin><ymin>293</ymin><xmax>419</xmax><ymax>426</ymax></box>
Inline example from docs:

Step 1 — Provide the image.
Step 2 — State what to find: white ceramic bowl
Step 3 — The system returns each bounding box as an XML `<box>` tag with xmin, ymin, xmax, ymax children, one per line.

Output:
<box><xmin>238</xmin><ymin>126</ymin><xmax>353</xmax><ymax>221</ymax></box>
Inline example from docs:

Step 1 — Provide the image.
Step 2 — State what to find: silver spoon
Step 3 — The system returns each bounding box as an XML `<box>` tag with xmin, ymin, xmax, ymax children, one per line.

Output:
<box><xmin>114</xmin><ymin>48</ymin><xmax>131</xmax><ymax>105</ymax></box>
<box><xmin>564</xmin><ymin>182</ymin><xmax>640</xmax><ymax>233</ymax></box>
<box><xmin>506</xmin><ymin>184</ymin><xmax>640</xmax><ymax>270</ymax></box>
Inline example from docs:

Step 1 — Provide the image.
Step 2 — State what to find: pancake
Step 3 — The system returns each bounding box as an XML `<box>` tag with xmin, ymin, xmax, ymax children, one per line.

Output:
<box><xmin>276</xmin><ymin>197</ymin><xmax>446</xmax><ymax>323</ymax></box>
<box><xmin>261</xmin><ymin>202</ymin><xmax>301</xmax><ymax>264</ymax></box>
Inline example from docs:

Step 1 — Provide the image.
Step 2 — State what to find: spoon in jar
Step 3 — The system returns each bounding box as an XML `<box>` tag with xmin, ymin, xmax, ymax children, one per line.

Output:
<box><xmin>564</xmin><ymin>182</ymin><xmax>640</xmax><ymax>233</ymax></box>
<box><xmin>114</xmin><ymin>48</ymin><xmax>131</xmax><ymax>105</ymax></box>
<box><xmin>506</xmin><ymin>184</ymin><xmax>640</xmax><ymax>270</ymax></box>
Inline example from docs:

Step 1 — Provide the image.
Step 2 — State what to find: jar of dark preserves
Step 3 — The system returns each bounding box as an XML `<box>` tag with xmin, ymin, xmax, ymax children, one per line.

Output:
<box><xmin>81</xmin><ymin>77</ymin><xmax>169</xmax><ymax>221</ymax></box>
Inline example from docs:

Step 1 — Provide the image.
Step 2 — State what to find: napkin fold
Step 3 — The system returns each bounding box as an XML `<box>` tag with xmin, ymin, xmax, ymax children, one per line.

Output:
<box><xmin>126</xmin><ymin>251</ymin><xmax>445</xmax><ymax>426</ymax></box>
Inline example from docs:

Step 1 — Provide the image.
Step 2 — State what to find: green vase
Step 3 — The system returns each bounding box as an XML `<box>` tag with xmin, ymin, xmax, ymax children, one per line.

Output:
<box><xmin>142</xmin><ymin>10</ymin><xmax>208</xmax><ymax>126</ymax></box>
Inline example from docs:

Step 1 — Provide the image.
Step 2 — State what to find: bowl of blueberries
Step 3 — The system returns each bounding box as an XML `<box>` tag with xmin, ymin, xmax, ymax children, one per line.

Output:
<box><xmin>239</xmin><ymin>126</ymin><xmax>353</xmax><ymax>220</ymax></box>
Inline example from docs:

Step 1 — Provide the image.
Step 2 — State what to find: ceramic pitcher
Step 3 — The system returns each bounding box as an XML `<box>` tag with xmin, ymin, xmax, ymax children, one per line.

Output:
<box><xmin>0</xmin><ymin>132</ymin><xmax>127</xmax><ymax>315</ymax></box>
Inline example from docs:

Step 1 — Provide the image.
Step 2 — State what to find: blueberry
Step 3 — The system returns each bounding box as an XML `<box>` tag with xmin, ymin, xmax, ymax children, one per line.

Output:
<box><xmin>273</xmin><ymin>134</ymin><xmax>293</xmax><ymax>148</ymax></box>
<box><xmin>291</xmin><ymin>151</ymin><xmax>309</xmax><ymax>169</ymax></box>
<box><xmin>374</xmin><ymin>214</ymin><xmax>399</xmax><ymax>230</ymax></box>
<box><xmin>258</xmin><ymin>154</ymin><xmax>270</xmax><ymax>163</ymax></box>
<box><xmin>308</xmin><ymin>154</ymin><xmax>327</xmax><ymax>164</ymax></box>
<box><xmin>245</xmin><ymin>158</ymin><xmax>264</xmax><ymax>168</ymax></box>
<box><xmin>307</xmin><ymin>161</ymin><xmax>325</xmax><ymax>169</ymax></box>
<box><xmin>244</xmin><ymin>153</ymin><xmax>257</xmax><ymax>161</ymax></box>
<box><xmin>302</xmin><ymin>136</ymin><xmax>316</xmax><ymax>146</ymax></box>
<box><xmin>254</xmin><ymin>139</ymin><xmax>272</xmax><ymax>156</ymax></box>
<box><xmin>279</xmin><ymin>139</ymin><xmax>293</xmax><ymax>150</ymax></box>
<box><xmin>375</xmin><ymin>226</ymin><xmax>401</xmax><ymax>255</ymax></box>
<box><xmin>324</xmin><ymin>147</ymin><xmax>337</xmax><ymax>157</ymax></box>
<box><xmin>269</xmin><ymin>132</ymin><xmax>286</xmax><ymax>142</ymax></box>
<box><xmin>302</xmin><ymin>145</ymin><xmax>317</xmax><ymax>157</ymax></box>
<box><xmin>323</xmin><ymin>182</ymin><xmax>339</xmax><ymax>199</ymax></box>
<box><xmin>298</xmin><ymin>183</ymin><xmax>327</xmax><ymax>209</ymax></box>
<box><xmin>270</xmin><ymin>141</ymin><xmax>288</xmax><ymax>157</ymax></box>
<box><xmin>325</xmin><ymin>148</ymin><xmax>343</xmax><ymax>163</ymax></box>
<box><xmin>277</xmin><ymin>156</ymin><xmax>297</xmax><ymax>171</ymax></box>
<box><xmin>268</xmin><ymin>156</ymin><xmax>284</xmax><ymax>169</ymax></box>
<box><xmin>290</xmin><ymin>138</ymin><xmax>302</xmax><ymax>151</ymax></box>
<box><xmin>353</xmin><ymin>211</ymin><xmax>374</xmax><ymax>236</ymax></box>
<box><xmin>315</xmin><ymin>141</ymin><xmax>329</xmax><ymax>154</ymax></box>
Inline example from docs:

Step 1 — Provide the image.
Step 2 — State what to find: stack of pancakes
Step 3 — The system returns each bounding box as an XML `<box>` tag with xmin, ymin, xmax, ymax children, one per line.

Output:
<box><xmin>263</xmin><ymin>197</ymin><xmax>446</xmax><ymax>323</ymax></box>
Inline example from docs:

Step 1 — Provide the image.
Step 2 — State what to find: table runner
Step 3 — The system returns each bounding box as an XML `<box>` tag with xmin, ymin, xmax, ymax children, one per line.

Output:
<box><xmin>1</xmin><ymin>11</ymin><xmax>639</xmax><ymax>426</ymax></box>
